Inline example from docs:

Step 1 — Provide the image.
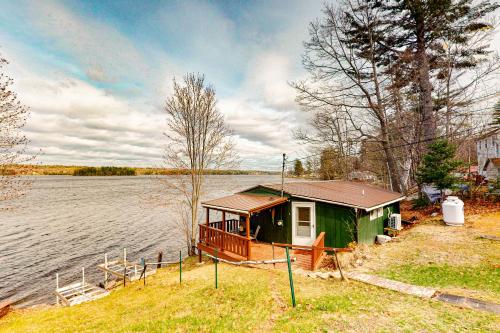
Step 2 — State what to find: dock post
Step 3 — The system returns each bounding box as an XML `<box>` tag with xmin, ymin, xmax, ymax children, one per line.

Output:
<box><xmin>82</xmin><ymin>267</ymin><xmax>85</xmax><ymax>294</ymax></box>
<box><xmin>104</xmin><ymin>253</ymin><xmax>108</xmax><ymax>289</ymax></box>
<box><xmin>56</xmin><ymin>273</ymin><xmax>59</xmax><ymax>305</ymax></box>
<box><xmin>123</xmin><ymin>248</ymin><xmax>127</xmax><ymax>264</ymax></box>
<box><xmin>179</xmin><ymin>250</ymin><xmax>182</xmax><ymax>284</ymax></box>
<box><xmin>157</xmin><ymin>251</ymin><xmax>163</xmax><ymax>269</ymax></box>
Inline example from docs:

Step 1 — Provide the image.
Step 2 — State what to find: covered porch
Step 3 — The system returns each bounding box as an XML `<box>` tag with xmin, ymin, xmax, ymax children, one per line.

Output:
<box><xmin>198</xmin><ymin>193</ymin><xmax>288</xmax><ymax>262</ymax></box>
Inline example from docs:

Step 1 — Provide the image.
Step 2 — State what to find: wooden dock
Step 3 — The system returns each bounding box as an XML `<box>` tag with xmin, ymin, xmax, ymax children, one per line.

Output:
<box><xmin>55</xmin><ymin>269</ymin><xmax>109</xmax><ymax>306</ymax></box>
<box><xmin>97</xmin><ymin>259</ymin><xmax>157</xmax><ymax>282</ymax></box>
<box><xmin>97</xmin><ymin>250</ymin><xmax>157</xmax><ymax>285</ymax></box>
<box><xmin>55</xmin><ymin>282</ymin><xmax>109</xmax><ymax>306</ymax></box>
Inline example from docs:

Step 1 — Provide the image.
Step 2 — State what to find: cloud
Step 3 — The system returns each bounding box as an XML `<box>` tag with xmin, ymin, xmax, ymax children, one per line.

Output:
<box><xmin>24</xmin><ymin>0</ymin><xmax>147</xmax><ymax>84</ymax></box>
<box><xmin>15</xmin><ymin>76</ymin><xmax>165</xmax><ymax>166</ymax></box>
<box><xmin>1</xmin><ymin>0</ymin><xmax>327</xmax><ymax>169</ymax></box>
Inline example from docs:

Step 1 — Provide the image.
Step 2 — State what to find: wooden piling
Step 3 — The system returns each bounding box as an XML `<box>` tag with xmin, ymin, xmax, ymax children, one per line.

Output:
<box><xmin>157</xmin><ymin>251</ymin><xmax>163</xmax><ymax>269</ymax></box>
<box><xmin>56</xmin><ymin>273</ymin><xmax>59</xmax><ymax>305</ymax></box>
<box><xmin>104</xmin><ymin>253</ymin><xmax>108</xmax><ymax>289</ymax></box>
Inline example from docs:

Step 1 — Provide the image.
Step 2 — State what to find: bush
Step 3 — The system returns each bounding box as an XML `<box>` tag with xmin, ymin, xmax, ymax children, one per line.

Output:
<box><xmin>412</xmin><ymin>196</ymin><xmax>430</xmax><ymax>209</ymax></box>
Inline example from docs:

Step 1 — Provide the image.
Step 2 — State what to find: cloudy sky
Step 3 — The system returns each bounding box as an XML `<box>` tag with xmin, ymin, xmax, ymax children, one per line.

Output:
<box><xmin>0</xmin><ymin>0</ymin><xmax>331</xmax><ymax>170</ymax></box>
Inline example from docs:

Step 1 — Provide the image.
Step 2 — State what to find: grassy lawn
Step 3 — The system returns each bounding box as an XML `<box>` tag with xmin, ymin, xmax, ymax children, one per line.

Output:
<box><xmin>1</xmin><ymin>256</ymin><xmax>499</xmax><ymax>332</ymax></box>
<box><xmin>356</xmin><ymin>211</ymin><xmax>500</xmax><ymax>303</ymax></box>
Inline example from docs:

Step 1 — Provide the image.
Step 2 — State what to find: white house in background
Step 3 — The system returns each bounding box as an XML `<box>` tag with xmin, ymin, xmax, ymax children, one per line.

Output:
<box><xmin>476</xmin><ymin>128</ymin><xmax>499</xmax><ymax>180</ymax></box>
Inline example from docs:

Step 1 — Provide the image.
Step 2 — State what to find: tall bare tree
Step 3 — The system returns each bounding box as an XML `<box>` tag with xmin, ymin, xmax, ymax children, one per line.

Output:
<box><xmin>163</xmin><ymin>73</ymin><xmax>237</xmax><ymax>254</ymax></box>
<box><xmin>293</xmin><ymin>1</ymin><xmax>404</xmax><ymax>191</ymax></box>
<box><xmin>0</xmin><ymin>55</ymin><xmax>33</xmax><ymax>205</ymax></box>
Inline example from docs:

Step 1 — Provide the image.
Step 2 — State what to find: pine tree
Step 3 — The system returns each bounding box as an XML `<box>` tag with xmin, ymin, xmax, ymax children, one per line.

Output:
<box><xmin>378</xmin><ymin>0</ymin><xmax>499</xmax><ymax>141</ymax></box>
<box><xmin>293</xmin><ymin>159</ymin><xmax>304</xmax><ymax>177</ymax></box>
<box><xmin>416</xmin><ymin>139</ymin><xmax>462</xmax><ymax>196</ymax></box>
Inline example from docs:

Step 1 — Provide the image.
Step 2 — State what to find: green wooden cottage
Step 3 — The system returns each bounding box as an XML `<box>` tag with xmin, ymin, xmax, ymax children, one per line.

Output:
<box><xmin>198</xmin><ymin>180</ymin><xmax>404</xmax><ymax>263</ymax></box>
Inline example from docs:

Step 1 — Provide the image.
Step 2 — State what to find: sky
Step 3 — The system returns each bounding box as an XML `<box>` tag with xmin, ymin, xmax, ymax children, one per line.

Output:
<box><xmin>1</xmin><ymin>1</ymin><xmax>499</xmax><ymax>171</ymax></box>
<box><xmin>0</xmin><ymin>0</ymin><xmax>329</xmax><ymax>171</ymax></box>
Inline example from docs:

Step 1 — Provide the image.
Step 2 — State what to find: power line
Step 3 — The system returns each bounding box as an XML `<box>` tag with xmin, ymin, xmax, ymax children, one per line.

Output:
<box><xmin>286</xmin><ymin>126</ymin><xmax>486</xmax><ymax>164</ymax></box>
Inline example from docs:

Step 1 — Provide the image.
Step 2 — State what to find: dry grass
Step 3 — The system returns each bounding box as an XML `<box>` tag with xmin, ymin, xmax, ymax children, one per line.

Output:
<box><xmin>1</xmin><ymin>255</ymin><xmax>499</xmax><ymax>332</ymax></box>
<box><xmin>348</xmin><ymin>211</ymin><xmax>500</xmax><ymax>303</ymax></box>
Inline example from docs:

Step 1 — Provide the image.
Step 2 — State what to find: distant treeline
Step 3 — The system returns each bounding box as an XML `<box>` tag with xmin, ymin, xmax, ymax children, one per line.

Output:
<box><xmin>3</xmin><ymin>164</ymin><xmax>279</xmax><ymax>176</ymax></box>
<box><xmin>73</xmin><ymin>166</ymin><xmax>136</xmax><ymax>176</ymax></box>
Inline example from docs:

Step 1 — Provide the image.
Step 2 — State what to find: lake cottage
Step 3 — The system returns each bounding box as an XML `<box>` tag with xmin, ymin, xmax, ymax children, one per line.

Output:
<box><xmin>198</xmin><ymin>181</ymin><xmax>404</xmax><ymax>269</ymax></box>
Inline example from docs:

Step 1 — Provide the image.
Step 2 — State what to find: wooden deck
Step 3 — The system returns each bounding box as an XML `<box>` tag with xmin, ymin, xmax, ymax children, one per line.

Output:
<box><xmin>198</xmin><ymin>241</ymin><xmax>315</xmax><ymax>270</ymax></box>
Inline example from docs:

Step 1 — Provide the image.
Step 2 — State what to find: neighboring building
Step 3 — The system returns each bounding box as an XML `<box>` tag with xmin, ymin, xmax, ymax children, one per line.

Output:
<box><xmin>348</xmin><ymin>170</ymin><xmax>378</xmax><ymax>182</ymax></box>
<box><xmin>482</xmin><ymin>158</ymin><xmax>500</xmax><ymax>180</ymax></box>
<box><xmin>477</xmin><ymin>128</ymin><xmax>499</xmax><ymax>179</ymax></box>
<box><xmin>198</xmin><ymin>181</ymin><xmax>405</xmax><ymax>264</ymax></box>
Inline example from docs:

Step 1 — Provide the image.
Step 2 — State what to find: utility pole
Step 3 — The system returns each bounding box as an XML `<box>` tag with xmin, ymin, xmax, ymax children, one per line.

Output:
<box><xmin>281</xmin><ymin>153</ymin><xmax>286</xmax><ymax>197</ymax></box>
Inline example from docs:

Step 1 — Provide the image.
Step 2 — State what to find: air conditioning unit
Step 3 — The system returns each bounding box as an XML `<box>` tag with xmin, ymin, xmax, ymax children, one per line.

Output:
<box><xmin>389</xmin><ymin>213</ymin><xmax>402</xmax><ymax>230</ymax></box>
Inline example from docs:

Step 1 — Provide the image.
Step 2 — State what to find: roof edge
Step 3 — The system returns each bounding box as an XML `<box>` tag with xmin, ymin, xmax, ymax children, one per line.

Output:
<box><xmin>252</xmin><ymin>184</ymin><xmax>405</xmax><ymax>211</ymax></box>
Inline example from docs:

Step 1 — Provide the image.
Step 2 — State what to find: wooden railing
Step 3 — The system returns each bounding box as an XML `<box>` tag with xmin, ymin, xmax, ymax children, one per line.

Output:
<box><xmin>199</xmin><ymin>224</ymin><xmax>249</xmax><ymax>259</ymax></box>
<box><xmin>208</xmin><ymin>219</ymin><xmax>240</xmax><ymax>233</ymax></box>
<box><xmin>311</xmin><ymin>232</ymin><xmax>325</xmax><ymax>271</ymax></box>
<box><xmin>273</xmin><ymin>232</ymin><xmax>353</xmax><ymax>271</ymax></box>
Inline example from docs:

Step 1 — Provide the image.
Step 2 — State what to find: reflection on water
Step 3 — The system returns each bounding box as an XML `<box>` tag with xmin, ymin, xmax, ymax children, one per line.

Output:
<box><xmin>0</xmin><ymin>175</ymin><xmax>281</xmax><ymax>306</ymax></box>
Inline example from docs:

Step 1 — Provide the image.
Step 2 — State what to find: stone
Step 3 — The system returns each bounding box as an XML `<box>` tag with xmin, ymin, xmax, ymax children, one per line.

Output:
<box><xmin>376</xmin><ymin>235</ymin><xmax>391</xmax><ymax>244</ymax></box>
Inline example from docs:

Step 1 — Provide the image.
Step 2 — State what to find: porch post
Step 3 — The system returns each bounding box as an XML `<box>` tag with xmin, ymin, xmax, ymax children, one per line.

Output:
<box><xmin>221</xmin><ymin>211</ymin><xmax>226</xmax><ymax>251</ymax></box>
<box><xmin>246</xmin><ymin>214</ymin><xmax>251</xmax><ymax>259</ymax></box>
<box><xmin>206</xmin><ymin>207</ymin><xmax>209</xmax><ymax>226</ymax></box>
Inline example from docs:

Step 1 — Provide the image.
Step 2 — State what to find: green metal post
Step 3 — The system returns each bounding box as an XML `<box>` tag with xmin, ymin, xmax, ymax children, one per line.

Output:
<box><xmin>215</xmin><ymin>249</ymin><xmax>218</xmax><ymax>289</ymax></box>
<box><xmin>179</xmin><ymin>250</ymin><xmax>182</xmax><ymax>284</ymax></box>
<box><xmin>285</xmin><ymin>246</ymin><xmax>296</xmax><ymax>307</ymax></box>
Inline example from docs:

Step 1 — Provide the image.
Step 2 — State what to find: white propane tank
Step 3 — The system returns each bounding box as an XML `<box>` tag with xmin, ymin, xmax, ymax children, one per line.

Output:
<box><xmin>442</xmin><ymin>196</ymin><xmax>464</xmax><ymax>226</ymax></box>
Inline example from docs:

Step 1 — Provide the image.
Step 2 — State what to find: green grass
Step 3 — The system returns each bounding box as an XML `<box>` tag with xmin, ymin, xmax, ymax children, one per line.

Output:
<box><xmin>377</xmin><ymin>264</ymin><xmax>500</xmax><ymax>295</ymax></box>
<box><xmin>1</xmin><ymin>258</ymin><xmax>498</xmax><ymax>333</ymax></box>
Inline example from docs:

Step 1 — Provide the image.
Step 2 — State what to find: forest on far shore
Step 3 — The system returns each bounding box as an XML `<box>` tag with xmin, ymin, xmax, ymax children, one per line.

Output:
<box><xmin>0</xmin><ymin>164</ymin><xmax>279</xmax><ymax>176</ymax></box>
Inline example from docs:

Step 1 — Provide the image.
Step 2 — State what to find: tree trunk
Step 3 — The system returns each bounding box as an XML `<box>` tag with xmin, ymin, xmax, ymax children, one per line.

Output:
<box><xmin>381</xmin><ymin>131</ymin><xmax>402</xmax><ymax>192</ymax></box>
<box><xmin>415</xmin><ymin>16</ymin><xmax>436</xmax><ymax>143</ymax></box>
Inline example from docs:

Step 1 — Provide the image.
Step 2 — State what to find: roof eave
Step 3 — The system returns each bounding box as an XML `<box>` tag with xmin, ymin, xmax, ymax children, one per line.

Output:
<box><xmin>201</xmin><ymin>203</ymin><xmax>250</xmax><ymax>215</ymax></box>
<box><xmin>364</xmin><ymin>196</ymin><xmax>406</xmax><ymax>212</ymax></box>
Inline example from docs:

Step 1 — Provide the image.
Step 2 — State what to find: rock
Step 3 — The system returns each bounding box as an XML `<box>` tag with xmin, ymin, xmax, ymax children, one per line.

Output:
<box><xmin>376</xmin><ymin>235</ymin><xmax>391</xmax><ymax>244</ymax></box>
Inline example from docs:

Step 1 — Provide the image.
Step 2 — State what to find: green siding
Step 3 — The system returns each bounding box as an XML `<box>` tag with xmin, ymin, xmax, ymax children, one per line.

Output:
<box><xmin>315</xmin><ymin>202</ymin><xmax>356</xmax><ymax>248</ymax></box>
<box><xmin>250</xmin><ymin>203</ymin><xmax>291</xmax><ymax>244</ymax></box>
<box><xmin>244</xmin><ymin>186</ymin><xmax>292</xmax><ymax>244</ymax></box>
<box><xmin>358</xmin><ymin>202</ymin><xmax>401</xmax><ymax>244</ymax></box>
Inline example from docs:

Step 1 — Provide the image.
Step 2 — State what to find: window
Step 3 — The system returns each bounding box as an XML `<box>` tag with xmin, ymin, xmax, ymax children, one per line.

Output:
<box><xmin>370</xmin><ymin>207</ymin><xmax>383</xmax><ymax>221</ymax></box>
<box><xmin>296</xmin><ymin>207</ymin><xmax>312</xmax><ymax>237</ymax></box>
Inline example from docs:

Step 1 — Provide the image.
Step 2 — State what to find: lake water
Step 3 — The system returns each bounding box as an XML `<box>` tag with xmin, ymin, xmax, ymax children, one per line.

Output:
<box><xmin>0</xmin><ymin>175</ymin><xmax>282</xmax><ymax>306</ymax></box>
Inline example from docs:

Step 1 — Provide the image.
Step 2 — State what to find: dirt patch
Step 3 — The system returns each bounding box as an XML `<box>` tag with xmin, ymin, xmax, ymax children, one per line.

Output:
<box><xmin>400</xmin><ymin>198</ymin><xmax>500</xmax><ymax>223</ymax></box>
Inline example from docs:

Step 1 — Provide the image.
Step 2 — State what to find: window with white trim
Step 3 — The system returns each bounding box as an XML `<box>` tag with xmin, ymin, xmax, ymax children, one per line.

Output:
<box><xmin>370</xmin><ymin>207</ymin><xmax>383</xmax><ymax>221</ymax></box>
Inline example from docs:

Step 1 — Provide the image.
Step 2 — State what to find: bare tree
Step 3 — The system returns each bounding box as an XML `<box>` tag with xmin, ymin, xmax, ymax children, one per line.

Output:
<box><xmin>162</xmin><ymin>73</ymin><xmax>237</xmax><ymax>254</ymax></box>
<box><xmin>0</xmin><ymin>55</ymin><xmax>33</xmax><ymax>205</ymax></box>
<box><xmin>292</xmin><ymin>1</ymin><xmax>404</xmax><ymax>191</ymax></box>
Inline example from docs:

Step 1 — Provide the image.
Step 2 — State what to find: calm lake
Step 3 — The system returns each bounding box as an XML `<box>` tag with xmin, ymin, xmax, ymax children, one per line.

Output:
<box><xmin>0</xmin><ymin>175</ymin><xmax>282</xmax><ymax>306</ymax></box>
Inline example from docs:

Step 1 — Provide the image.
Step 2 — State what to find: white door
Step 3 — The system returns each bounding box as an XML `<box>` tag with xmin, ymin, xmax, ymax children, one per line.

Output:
<box><xmin>292</xmin><ymin>202</ymin><xmax>316</xmax><ymax>246</ymax></box>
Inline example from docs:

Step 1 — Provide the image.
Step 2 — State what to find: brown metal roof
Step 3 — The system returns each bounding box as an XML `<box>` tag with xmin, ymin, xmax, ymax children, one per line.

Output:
<box><xmin>202</xmin><ymin>193</ymin><xmax>288</xmax><ymax>215</ymax></box>
<box><xmin>252</xmin><ymin>181</ymin><xmax>404</xmax><ymax>211</ymax></box>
